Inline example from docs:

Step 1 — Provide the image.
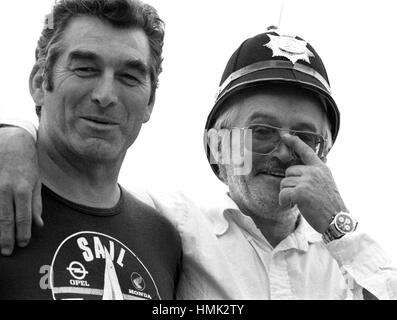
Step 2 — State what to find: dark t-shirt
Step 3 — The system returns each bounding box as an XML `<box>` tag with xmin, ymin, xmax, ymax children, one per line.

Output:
<box><xmin>0</xmin><ymin>185</ymin><xmax>182</xmax><ymax>300</ymax></box>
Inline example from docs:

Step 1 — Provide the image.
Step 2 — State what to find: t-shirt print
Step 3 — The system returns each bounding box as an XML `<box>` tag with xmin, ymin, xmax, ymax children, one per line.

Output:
<box><xmin>50</xmin><ymin>231</ymin><xmax>161</xmax><ymax>300</ymax></box>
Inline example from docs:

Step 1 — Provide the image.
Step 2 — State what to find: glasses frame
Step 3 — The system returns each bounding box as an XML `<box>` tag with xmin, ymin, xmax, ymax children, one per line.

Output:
<box><xmin>227</xmin><ymin>123</ymin><xmax>328</xmax><ymax>159</ymax></box>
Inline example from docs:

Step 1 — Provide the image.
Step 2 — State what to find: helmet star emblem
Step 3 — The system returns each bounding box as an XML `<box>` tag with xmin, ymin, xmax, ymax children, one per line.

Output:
<box><xmin>264</xmin><ymin>34</ymin><xmax>314</xmax><ymax>64</ymax></box>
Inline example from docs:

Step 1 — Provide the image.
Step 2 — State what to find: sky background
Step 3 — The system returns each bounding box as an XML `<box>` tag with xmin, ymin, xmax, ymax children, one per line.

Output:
<box><xmin>1</xmin><ymin>0</ymin><xmax>397</xmax><ymax>263</ymax></box>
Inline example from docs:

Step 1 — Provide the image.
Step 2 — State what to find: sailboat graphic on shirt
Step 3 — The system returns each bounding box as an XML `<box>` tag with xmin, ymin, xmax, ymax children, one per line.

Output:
<box><xmin>102</xmin><ymin>249</ymin><xmax>124</xmax><ymax>300</ymax></box>
<box><xmin>50</xmin><ymin>231</ymin><xmax>161</xmax><ymax>300</ymax></box>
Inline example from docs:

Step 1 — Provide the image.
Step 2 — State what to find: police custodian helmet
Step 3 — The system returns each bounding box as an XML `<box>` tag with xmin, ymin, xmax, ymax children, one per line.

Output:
<box><xmin>204</xmin><ymin>27</ymin><xmax>340</xmax><ymax>178</ymax></box>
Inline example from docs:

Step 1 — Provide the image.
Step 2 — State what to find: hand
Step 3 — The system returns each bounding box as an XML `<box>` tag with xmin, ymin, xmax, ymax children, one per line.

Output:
<box><xmin>0</xmin><ymin>126</ymin><xmax>43</xmax><ymax>256</ymax></box>
<box><xmin>278</xmin><ymin>134</ymin><xmax>348</xmax><ymax>234</ymax></box>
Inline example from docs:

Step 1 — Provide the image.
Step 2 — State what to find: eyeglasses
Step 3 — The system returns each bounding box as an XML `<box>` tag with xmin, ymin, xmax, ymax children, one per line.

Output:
<box><xmin>231</xmin><ymin>123</ymin><xmax>327</xmax><ymax>158</ymax></box>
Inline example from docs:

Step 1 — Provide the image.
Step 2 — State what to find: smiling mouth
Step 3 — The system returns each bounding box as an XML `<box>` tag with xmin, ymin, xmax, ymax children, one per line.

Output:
<box><xmin>258</xmin><ymin>170</ymin><xmax>286</xmax><ymax>178</ymax></box>
<box><xmin>82</xmin><ymin>117</ymin><xmax>119</xmax><ymax>125</ymax></box>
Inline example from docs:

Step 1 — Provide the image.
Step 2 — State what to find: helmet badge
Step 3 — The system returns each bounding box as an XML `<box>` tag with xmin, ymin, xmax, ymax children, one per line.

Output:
<box><xmin>264</xmin><ymin>34</ymin><xmax>314</xmax><ymax>64</ymax></box>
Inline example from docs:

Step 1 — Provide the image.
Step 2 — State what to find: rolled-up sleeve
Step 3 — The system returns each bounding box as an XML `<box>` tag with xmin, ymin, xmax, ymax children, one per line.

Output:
<box><xmin>326</xmin><ymin>232</ymin><xmax>397</xmax><ymax>299</ymax></box>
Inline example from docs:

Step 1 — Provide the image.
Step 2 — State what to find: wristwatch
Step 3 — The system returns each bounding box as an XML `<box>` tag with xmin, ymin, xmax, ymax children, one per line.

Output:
<box><xmin>323</xmin><ymin>212</ymin><xmax>358</xmax><ymax>243</ymax></box>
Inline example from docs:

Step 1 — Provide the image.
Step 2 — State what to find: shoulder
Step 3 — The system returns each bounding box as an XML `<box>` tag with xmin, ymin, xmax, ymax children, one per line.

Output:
<box><xmin>122</xmin><ymin>186</ymin><xmax>156</xmax><ymax>208</ymax></box>
<box><xmin>119</xmin><ymin>186</ymin><xmax>224</xmax><ymax>228</ymax></box>
<box><xmin>120</xmin><ymin>188</ymin><xmax>183</xmax><ymax>287</ymax></box>
<box><xmin>145</xmin><ymin>190</ymin><xmax>215</xmax><ymax>229</ymax></box>
<box><xmin>120</xmin><ymin>188</ymin><xmax>181</xmax><ymax>245</ymax></box>
<box><xmin>146</xmin><ymin>190</ymin><xmax>230</xmax><ymax>252</ymax></box>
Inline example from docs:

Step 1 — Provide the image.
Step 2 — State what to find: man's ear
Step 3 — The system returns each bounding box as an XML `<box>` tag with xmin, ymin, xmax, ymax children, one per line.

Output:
<box><xmin>321</xmin><ymin>145</ymin><xmax>331</xmax><ymax>164</ymax></box>
<box><xmin>218</xmin><ymin>165</ymin><xmax>229</xmax><ymax>185</ymax></box>
<box><xmin>217</xmin><ymin>134</ymin><xmax>233</xmax><ymax>184</ymax></box>
<box><xmin>29</xmin><ymin>63</ymin><xmax>45</xmax><ymax>106</ymax></box>
<box><xmin>142</xmin><ymin>97</ymin><xmax>155</xmax><ymax>124</ymax></box>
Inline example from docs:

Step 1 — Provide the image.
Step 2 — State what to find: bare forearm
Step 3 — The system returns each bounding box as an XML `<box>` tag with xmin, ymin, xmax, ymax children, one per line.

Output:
<box><xmin>0</xmin><ymin>126</ymin><xmax>42</xmax><ymax>255</ymax></box>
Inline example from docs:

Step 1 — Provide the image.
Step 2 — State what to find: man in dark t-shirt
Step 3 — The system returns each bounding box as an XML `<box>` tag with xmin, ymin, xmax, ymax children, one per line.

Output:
<box><xmin>0</xmin><ymin>0</ymin><xmax>182</xmax><ymax>299</ymax></box>
<box><xmin>0</xmin><ymin>186</ymin><xmax>181</xmax><ymax>300</ymax></box>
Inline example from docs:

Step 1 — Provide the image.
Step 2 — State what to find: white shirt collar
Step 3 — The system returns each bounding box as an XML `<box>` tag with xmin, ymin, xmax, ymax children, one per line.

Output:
<box><xmin>210</xmin><ymin>193</ymin><xmax>323</xmax><ymax>252</ymax></box>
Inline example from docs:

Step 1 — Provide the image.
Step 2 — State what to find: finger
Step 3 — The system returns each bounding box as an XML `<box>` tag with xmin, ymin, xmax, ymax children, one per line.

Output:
<box><xmin>14</xmin><ymin>187</ymin><xmax>32</xmax><ymax>248</ymax></box>
<box><xmin>32</xmin><ymin>181</ymin><xmax>43</xmax><ymax>228</ymax></box>
<box><xmin>279</xmin><ymin>187</ymin><xmax>296</xmax><ymax>207</ymax></box>
<box><xmin>281</xmin><ymin>134</ymin><xmax>322</xmax><ymax>165</ymax></box>
<box><xmin>0</xmin><ymin>190</ymin><xmax>15</xmax><ymax>256</ymax></box>
<box><xmin>280</xmin><ymin>177</ymin><xmax>300</xmax><ymax>189</ymax></box>
<box><xmin>285</xmin><ymin>165</ymin><xmax>307</xmax><ymax>177</ymax></box>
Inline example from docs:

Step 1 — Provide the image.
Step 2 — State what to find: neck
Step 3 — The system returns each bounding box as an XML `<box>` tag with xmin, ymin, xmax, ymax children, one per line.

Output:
<box><xmin>235</xmin><ymin>198</ymin><xmax>300</xmax><ymax>247</ymax></box>
<box><xmin>37</xmin><ymin>139</ymin><xmax>122</xmax><ymax>208</ymax></box>
<box><xmin>249</xmin><ymin>208</ymin><xmax>300</xmax><ymax>248</ymax></box>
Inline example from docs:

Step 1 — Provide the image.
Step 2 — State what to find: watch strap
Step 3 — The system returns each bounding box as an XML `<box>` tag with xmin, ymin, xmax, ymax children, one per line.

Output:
<box><xmin>322</xmin><ymin>212</ymin><xmax>357</xmax><ymax>244</ymax></box>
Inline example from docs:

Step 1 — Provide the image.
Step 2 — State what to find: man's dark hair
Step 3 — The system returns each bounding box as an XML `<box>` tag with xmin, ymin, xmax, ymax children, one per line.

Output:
<box><xmin>35</xmin><ymin>0</ymin><xmax>165</xmax><ymax>116</ymax></box>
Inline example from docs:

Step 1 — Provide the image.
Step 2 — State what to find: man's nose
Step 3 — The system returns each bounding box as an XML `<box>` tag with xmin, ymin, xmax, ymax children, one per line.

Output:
<box><xmin>91</xmin><ymin>72</ymin><xmax>118</xmax><ymax>108</ymax></box>
<box><xmin>272</xmin><ymin>139</ymin><xmax>295</xmax><ymax>163</ymax></box>
<box><xmin>273</xmin><ymin>132</ymin><xmax>296</xmax><ymax>163</ymax></box>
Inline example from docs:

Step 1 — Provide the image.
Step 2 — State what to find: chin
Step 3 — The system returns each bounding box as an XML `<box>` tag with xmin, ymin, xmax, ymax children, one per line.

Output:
<box><xmin>229</xmin><ymin>174</ymin><xmax>281</xmax><ymax>216</ymax></box>
<box><xmin>72</xmin><ymin>139</ymin><xmax>123</xmax><ymax>163</ymax></box>
<box><xmin>254</xmin><ymin>173</ymin><xmax>282</xmax><ymax>192</ymax></box>
<box><xmin>255</xmin><ymin>172</ymin><xmax>285</xmax><ymax>200</ymax></box>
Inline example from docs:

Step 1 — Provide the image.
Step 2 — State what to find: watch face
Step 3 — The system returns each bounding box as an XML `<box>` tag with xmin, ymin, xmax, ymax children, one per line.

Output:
<box><xmin>335</xmin><ymin>213</ymin><xmax>355</xmax><ymax>234</ymax></box>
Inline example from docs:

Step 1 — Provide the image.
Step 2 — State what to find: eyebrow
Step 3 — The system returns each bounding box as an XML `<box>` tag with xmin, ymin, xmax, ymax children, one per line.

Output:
<box><xmin>248</xmin><ymin>112</ymin><xmax>319</xmax><ymax>133</ymax></box>
<box><xmin>68</xmin><ymin>50</ymin><xmax>99</xmax><ymax>64</ymax></box>
<box><xmin>291</xmin><ymin>122</ymin><xmax>318</xmax><ymax>133</ymax></box>
<box><xmin>247</xmin><ymin>112</ymin><xmax>280</xmax><ymax>126</ymax></box>
<box><xmin>123</xmin><ymin>59</ymin><xmax>150</xmax><ymax>76</ymax></box>
<box><xmin>68</xmin><ymin>50</ymin><xmax>150</xmax><ymax>76</ymax></box>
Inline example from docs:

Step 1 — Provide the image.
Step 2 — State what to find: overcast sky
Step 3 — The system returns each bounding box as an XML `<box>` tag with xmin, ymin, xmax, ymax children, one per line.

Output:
<box><xmin>1</xmin><ymin>0</ymin><xmax>397</xmax><ymax>262</ymax></box>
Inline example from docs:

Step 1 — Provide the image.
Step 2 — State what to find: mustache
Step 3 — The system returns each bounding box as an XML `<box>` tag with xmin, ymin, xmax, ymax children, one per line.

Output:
<box><xmin>254</xmin><ymin>156</ymin><xmax>302</xmax><ymax>176</ymax></box>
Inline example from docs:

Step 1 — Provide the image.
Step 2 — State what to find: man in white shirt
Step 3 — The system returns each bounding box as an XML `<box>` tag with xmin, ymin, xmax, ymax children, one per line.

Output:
<box><xmin>1</xmin><ymin>27</ymin><xmax>396</xmax><ymax>299</ymax></box>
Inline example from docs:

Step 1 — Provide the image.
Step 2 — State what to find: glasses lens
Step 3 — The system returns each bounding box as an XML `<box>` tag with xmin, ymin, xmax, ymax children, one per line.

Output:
<box><xmin>293</xmin><ymin>131</ymin><xmax>323</xmax><ymax>155</ymax></box>
<box><xmin>246</xmin><ymin>125</ymin><xmax>280</xmax><ymax>155</ymax></box>
<box><xmin>244</xmin><ymin>125</ymin><xmax>325</xmax><ymax>157</ymax></box>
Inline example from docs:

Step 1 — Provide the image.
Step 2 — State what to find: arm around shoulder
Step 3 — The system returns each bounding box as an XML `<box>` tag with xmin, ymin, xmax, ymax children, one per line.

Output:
<box><xmin>0</xmin><ymin>118</ymin><xmax>37</xmax><ymax>142</ymax></box>
<box><xmin>0</xmin><ymin>124</ymin><xmax>42</xmax><ymax>256</ymax></box>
